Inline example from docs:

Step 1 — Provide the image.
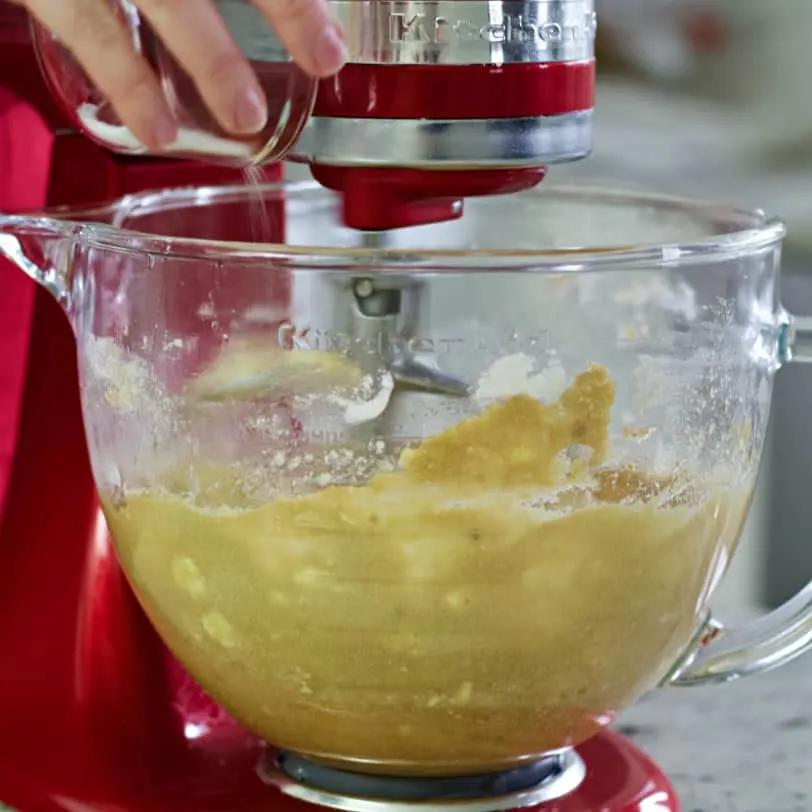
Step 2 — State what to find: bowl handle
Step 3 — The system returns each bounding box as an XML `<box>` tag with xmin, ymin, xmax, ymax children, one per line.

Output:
<box><xmin>670</xmin><ymin>310</ymin><xmax>812</xmax><ymax>686</ymax></box>
<box><xmin>0</xmin><ymin>219</ymin><xmax>74</xmax><ymax>307</ymax></box>
<box><xmin>668</xmin><ymin>584</ymin><xmax>812</xmax><ymax>686</ymax></box>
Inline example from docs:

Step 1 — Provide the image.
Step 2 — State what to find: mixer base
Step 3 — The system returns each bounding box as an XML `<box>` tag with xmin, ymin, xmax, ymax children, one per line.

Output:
<box><xmin>0</xmin><ymin>727</ymin><xmax>680</xmax><ymax>812</ymax></box>
<box><xmin>260</xmin><ymin>748</ymin><xmax>585</xmax><ymax>812</ymax></box>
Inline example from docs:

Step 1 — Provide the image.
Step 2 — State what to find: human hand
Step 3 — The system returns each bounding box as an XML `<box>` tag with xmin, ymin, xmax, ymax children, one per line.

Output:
<box><xmin>13</xmin><ymin>0</ymin><xmax>347</xmax><ymax>149</ymax></box>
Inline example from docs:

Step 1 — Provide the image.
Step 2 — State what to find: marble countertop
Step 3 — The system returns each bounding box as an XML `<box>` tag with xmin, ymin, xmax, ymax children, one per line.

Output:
<box><xmin>619</xmin><ymin>652</ymin><xmax>811</xmax><ymax>812</ymax></box>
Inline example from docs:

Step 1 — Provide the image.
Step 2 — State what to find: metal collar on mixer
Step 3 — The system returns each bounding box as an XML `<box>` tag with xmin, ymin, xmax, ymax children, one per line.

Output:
<box><xmin>260</xmin><ymin>748</ymin><xmax>587</xmax><ymax>812</ymax></box>
<box><xmin>293</xmin><ymin>112</ymin><xmax>593</xmax><ymax>168</ymax></box>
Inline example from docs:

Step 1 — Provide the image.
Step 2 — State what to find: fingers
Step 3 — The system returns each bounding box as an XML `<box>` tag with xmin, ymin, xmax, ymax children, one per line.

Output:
<box><xmin>253</xmin><ymin>0</ymin><xmax>348</xmax><ymax>78</ymax></box>
<box><xmin>22</xmin><ymin>0</ymin><xmax>177</xmax><ymax>149</ymax></box>
<box><xmin>135</xmin><ymin>0</ymin><xmax>269</xmax><ymax>136</ymax></box>
<box><xmin>19</xmin><ymin>0</ymin><xmax>348</xmax><ymax>151</ymax></box>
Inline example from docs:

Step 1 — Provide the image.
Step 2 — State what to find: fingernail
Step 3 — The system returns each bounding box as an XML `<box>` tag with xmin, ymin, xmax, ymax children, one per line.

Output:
<box><xmin>233</xmin><ymin>86</ymin><xmax>268</xmax><ymax>134</ymax></box>
<box><xmin>153</xmin><ymin>114</ymin><xmax>177</xmax><ymax>147</ymax></box>
<box><xmin>314</xmin><ymin>24</ymin><xmax>349</xmax><ymax>76</ymax></box>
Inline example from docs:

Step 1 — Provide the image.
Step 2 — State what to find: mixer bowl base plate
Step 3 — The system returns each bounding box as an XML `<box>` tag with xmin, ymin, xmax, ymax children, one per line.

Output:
<box><xmin>259</xmin><ymin>748</ymin><xmax>585</xmax><ymax>812</ymax></box>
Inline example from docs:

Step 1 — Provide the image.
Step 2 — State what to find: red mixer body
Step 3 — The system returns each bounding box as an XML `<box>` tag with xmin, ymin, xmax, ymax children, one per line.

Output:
<box><xmin>0</xmin><ymin>4</ymin><xmax>676</xmax><ymax>812</ymax></box>
<box><xmin>0</xmin><ymin>5</ymin><xmax>283</xmax><ymax>809</ymax></box>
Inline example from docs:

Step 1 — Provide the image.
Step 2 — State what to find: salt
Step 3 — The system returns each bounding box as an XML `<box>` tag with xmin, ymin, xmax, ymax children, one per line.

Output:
<box><xmin>77</xmin><ymin>102</ymin><xmax>254</xmax><ymax>159</ymax></box>
<box><xmin>326</xmin><ymin>372</ymin><xmax>396</xmax><ymax>425</ymax></box>
<box><xmin>474</xmin><ymin>354</ymin><xmax>566</xmax><ymax>403</ymax></box>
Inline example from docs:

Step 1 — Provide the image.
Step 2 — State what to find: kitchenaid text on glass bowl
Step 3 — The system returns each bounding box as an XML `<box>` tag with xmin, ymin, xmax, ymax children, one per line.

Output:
<box><xmin>276</xmin><ymin>323</ymin><xmax>553</xmax><ymax>356</ymax></box>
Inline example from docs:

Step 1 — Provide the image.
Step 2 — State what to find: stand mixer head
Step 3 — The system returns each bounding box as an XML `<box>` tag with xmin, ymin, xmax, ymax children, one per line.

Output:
<box><xmin>295</xmin><ymin>0</ymin><xmax>595</xmax><ymax>231</ymax></box>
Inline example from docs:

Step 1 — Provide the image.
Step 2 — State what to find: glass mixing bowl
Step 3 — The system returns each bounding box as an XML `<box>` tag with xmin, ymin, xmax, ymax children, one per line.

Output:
<box><xmin>1</xmin><ymin>180</ymin><xmax>812</xmax><ymax>779</ymax></box>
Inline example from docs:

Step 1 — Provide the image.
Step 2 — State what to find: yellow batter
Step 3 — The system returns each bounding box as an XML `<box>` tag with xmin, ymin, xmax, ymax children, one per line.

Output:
<box><xmin>103</xmin><ymin>364</ymin><xmax>750</xmax><ymax>776</ymax></box>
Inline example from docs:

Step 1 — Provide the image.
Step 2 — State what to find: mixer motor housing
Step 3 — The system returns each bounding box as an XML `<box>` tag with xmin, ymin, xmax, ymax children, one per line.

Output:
<box><xmin>293</xmin><ymin>0</ymin><xmax>597</xmax><ymax>229</ymax></box>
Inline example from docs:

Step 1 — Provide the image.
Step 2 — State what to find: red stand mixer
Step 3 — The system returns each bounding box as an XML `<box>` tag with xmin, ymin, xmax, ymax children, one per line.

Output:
<box><xmin>0</xmin><ymin>2</ymin><xmax>682</xmax><ymax>811</ymax></box>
